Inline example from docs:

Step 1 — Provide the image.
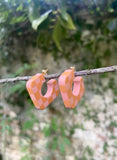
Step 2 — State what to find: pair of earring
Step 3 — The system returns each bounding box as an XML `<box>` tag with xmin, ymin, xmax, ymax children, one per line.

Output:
<box><xmin>26</xmin><ymin>67</ymin><xmax>85</xmax><ymax>110</ymax></box>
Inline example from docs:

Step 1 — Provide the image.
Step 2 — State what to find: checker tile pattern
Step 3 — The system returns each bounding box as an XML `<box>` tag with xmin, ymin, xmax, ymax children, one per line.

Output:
<box><xmin>26</xmin><ymin>73</ymin><xmax>59</xmax><ymax>110</ymax></box>
<box><xmin>58</xmin><ymin>69</ymin><xmax>85</xmax><ymax>109</ymax></box>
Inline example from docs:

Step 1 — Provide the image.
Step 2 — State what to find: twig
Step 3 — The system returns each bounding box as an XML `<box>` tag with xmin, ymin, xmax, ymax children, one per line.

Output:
<box><xmin>0</xmin><ymin>65</ymin><xmax>117</xmax><ymax>84</ymax></box>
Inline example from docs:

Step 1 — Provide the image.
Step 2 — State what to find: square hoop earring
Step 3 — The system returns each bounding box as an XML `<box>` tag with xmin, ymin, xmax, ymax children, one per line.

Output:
<box><xmin>26</xmin><ymin>70</ymin><xmax>59</xmax><ymax>110</ymax></box>
<box><xmin>58</xmin><ymin>67</ymin><xmax>84</xmax><ymax>109</ymax></box>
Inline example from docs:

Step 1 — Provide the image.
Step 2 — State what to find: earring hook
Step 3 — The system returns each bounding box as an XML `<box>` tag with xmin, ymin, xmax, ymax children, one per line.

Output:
<box><xmin>70</xmin><ymin>66</ymin><xmax>75</xmax><ymax>71</ymax></box>
<box><xmin>42</xmin><ymin>69</ymin><xmax>48</xmax><ymax>75</ymax></box>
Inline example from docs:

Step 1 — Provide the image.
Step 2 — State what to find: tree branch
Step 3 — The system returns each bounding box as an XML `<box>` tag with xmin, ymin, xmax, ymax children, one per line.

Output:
<box><xmin>0</xmin><ymin>65</ymin><xmax>117</xmax><ymax>84</ymax></box>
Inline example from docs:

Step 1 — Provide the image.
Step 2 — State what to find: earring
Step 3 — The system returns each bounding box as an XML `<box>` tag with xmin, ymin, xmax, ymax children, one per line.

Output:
<box><xmin>26</xmin><ymin>70</ymin><xmax>59</xmax><ymax>110</ymax></box>
<box><xmin>58</xmin><ymin>67</ymin><xmax>84</xmax><ymax>109</ymax></box>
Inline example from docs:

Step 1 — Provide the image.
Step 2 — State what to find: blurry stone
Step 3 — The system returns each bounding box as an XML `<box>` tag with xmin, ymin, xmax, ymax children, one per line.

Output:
<box><xmin>72</xmin><ymin>127</ymin><xmax>107</xmax><ymax>155</ymax></box>
<box><xmin>73</xmin><ymin>113</ymin><xmax>85</xmax><ymax>126</ymax></box>
<box><xmin>90</xmin><ymin>95</ymin><xmax>105</xmax><ymax>111</ymax></box>
<box><xmin>10</xmin><ymin>120</ymin><xmax>20</xmax><ymax>135</ymax></box>
<box><xmin>108</xmin><ymin>140</ymin><xmax>114</xmax><ymax>146</ymax></box>
<box><xmin>39</xmin><ymin>122</ymin><xmax>46</xmax><ymax>130</ymax></box>
<box><xmin>110</xmin><ymin>104</ymin><xmax>117</xmax><ymax>112</ymax></box>
<box><xmin>82</xmin><ymin>30</ymin><xmax>90</xmax><ymax>39</ymax></box>
<box><xmin>106</xmin><ymin>131</ymin><xmax>111</xmax><ymax>137</ymax></box>
<box><xmin>105</xmin><ymin>120</ymin><xmax>111</xmax><ymax>127</ymax></box>
<box><xmin>20</xmin><ymin>137</ymin><xmax>30</xmax><ymax>146</ymax></box>
<box><xmin>53</xmin><ymin>153</ymin><xmax>65</xmax><ymax>160</ymax></box>
<box><xmin>105</xmin><ymin>110</ymin><xmax>114</xmax><ymax>119</ymax></box>
<box><xmin>107</xmin><ymin>147</ymin><xmax>116</xmax><ymax>155</ymax></box>
<box><xmin>104</xmin><ymin>89</ymin><xmax>113</xmax><ymax>104</ymax></box>
<box><xmin>33</xmin><ymin>123</ymin><xmax>39</xmax><ymax>131</ymax></box>
<box><xmin>98</xmin><ymin>112</ymin><xmax>105</xmax><ymax>122</ymax></box>
<box><xmin>94</xmin><ymin>154</ymin><xmax>106</xmax><ymax>160</ymax></box>
<box><xmin>83</xmin><ymin>120</ymin><xmax>95</xmax><ymax>130</ymax></box>
<box><xmin>65</xmin><ymin>130</ymin><xmax>70</xmax><ymax>136</ymax></box>
<box><xmin>34</xmin><ymin>109</ymin><xmax>50</xmax><ymax>122</ymax></box>
<box><xmin>113</xmin><ymin>128</ymin><xmax>117</xmax><ymax>137</ymax></box>
<box><xmin>94</xmin><ymin>142</ymin><xmax>104</xmax><ymax>155</ymax></box>
<box><xmin>12</xmin><ymin>136</ymin><xmax>19</xmax><ymax>147</ymax></box>
<box><xmin>112</xmin><ymin>115</ymin><xmax>117</xmax><ymax>121</ymax></box>
<box><xmin>86</xmin><ymin>19</ymin><xmax>94</xmax><ymax>24</ymax></box>
<box><xmin>65</xmin><ymin>145</ymin><xmax>74</xmax><ymax>155</ymax></box>
<box><xmin>13</xmin><ymin>127</ymin><xmax>20</xmax><ymax>135</ymax></box>
<box><xmin>101</xmin><ymin>78</ymin><xmax>109</xmax><ymax>88</ymax></box>
<box><xmin>100</xmin><ymin>122</ymin><xmax>106</xmax><ymax>129</ymax></box>
<box><xmin>65</xmin><ymin>155</ymin><xmax>75</xmax><ymax>160</ymax></box>
<box><xmin>74</xmin><ymin>150</ymin><xmax>83</xmax><ymax>158</ymax></box>
<box><xmin>72</xmin><ymin>129</ymin><xmax>98</xmax><ymax>148</ymax></box>
<box><xmin>25</xmin><ymin>130</ymin><xmax>32</xmax><ymax>137</ymax></box>
<box><xmin>73</xmin><ymin>129</ymin><xmax>96</xmax><ymax>140</ymax></box>
<box><xmin>9</xmin><ymin>110</ymin><xmax>17</xmax><ymax>118</ymax></box>
<box><xmin>34</xmin><ymin>139</ymin><xmax>48</xmax><ymax>150</ymax></box>
<box><xmin>72</xmin><ymin>139</ymin><xmax>83</xmax><ymax>151</ymax></box>
<box><xmin>94</xmin><ymin>128</ymin><xmax>107</xmax><ymax>143</ymax></box>
<box><xmin>6</xmin><ymin>148</ymin><xmax>25</xmax><ymax>160</ymax></box>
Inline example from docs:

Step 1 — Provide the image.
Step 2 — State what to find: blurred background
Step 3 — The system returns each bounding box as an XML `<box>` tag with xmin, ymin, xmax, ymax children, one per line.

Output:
<box><xmin>0</xmin><ymin>0</ymin><xmax>117</xmax><ymax>160</ymax></box>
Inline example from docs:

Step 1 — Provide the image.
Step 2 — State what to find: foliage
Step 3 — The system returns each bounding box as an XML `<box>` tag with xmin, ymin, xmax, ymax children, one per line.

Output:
<box><xmin>2</xmin><ymin>63</ymin><xmax>38</xmax><ymax>106</ymax></box>
<box><xmin>43</xmin><ymin>117</ymin><xmax>71</xmax><ymax>154</ymax></box>
<box><xmin>0</xmin><ymin>0</ymin><xmax>117</xmax><ymax>61</ymax></box>
<box><xmin>0</xmin><ymin>108</ymin><xmax>12</xmax><ymax>134</ymax></box>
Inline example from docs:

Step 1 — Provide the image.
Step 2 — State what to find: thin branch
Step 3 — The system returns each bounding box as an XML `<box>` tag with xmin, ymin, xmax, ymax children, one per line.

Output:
<box><xmin>0</xmin><ymin>65</ymin><xmax>117</xmax><ymax>84</ymax></box>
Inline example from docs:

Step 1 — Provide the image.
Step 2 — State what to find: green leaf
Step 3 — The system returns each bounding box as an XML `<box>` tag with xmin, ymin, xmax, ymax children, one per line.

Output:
<box><xmin>108</xmin><ymin>8</ymin><xmax>114</xmax><ymax>13</ymax></box>
<box><xmin>32</xmin><ymin>10</ymin><xmax>52</xmax><ymax>30</ymax></box>
<box><xmin>0</xmin><ymin>105</ymin><xmax>3</xmax><ymax>109</ymax></box>
<box><xmin>20</xmin><ymin>144</ymin><xmax>29</xmax><ymax>152</ymax></box>
<box><xmin>10</xmin><ymin>15</ymin><xmax>27</xmax><ymax>24</ymax></box>
<box><xmin>60</xmin><ymin>4</ymin><xmax>68</xmax><ymax>21</ymax></box>
<box><xmin>61</xmin><ymin>9</ymin><xmax>68</xmax><ymax>21</ymax></box>
<box><xmin>28</xmin><ymin>5</ymin><xmax>40</xmax><ymax>23</ymax></box>
<box><xmin>52</xmin><ymin>137</ymin><xmax>58</xmax><ymax>150</ymax></box>
<box><xmin>1</xmin><ymin>125</ymin><xmax>11</xmax><ymax>133</ymax></box>
<box><xmin>60</xmin><ymin>13</ymin><xmax>76</xmax><ymax>30</ymax></box>
<box><xmin>13</xmin><ymin>63</ymin><xmax>37</xmax><ymax>77</ymax></box>
<box><xmin>5</xmin><ymin>125</ymin><xmax>12</xmax><ymax>131</ymax></box>
<box><xmin>51</xmin><ymin>117</ymin><xmax>58</xmax><ymax>131</ymax></box>
<box><xmin>22</xmin><ymin>120</ymin><xmax>34</xmax><ymax>130</ymax></box>
<box><xmin>43</xmin><ymin>156</ymin><xmax>51</xmax><ymax>160</ymax></box>
<box><xmin>43</xmin><ymin>126</ymin><xmax>51</xmax><ymax>137</ymax></box>
<box><xmin>21</xmin><ymin>155</ymin><xmax>32</xmax><ymax>160</ymax></box>
<box><xmin>59</xmin><ymin>0</ymin><xmax>68</xmax><ymax>21</ymax></box>
<box><xmin>96</xmin><ymin>7</ymin><xmax>100</xmax><ymax>12</ymax></box>
<box><xmin>0</xmin><ymin>113</ymin><xmax>3</xmax><ymax>117</ymax></box>
<box><xmin>9</xmin><ymin>82</ymin><xmax>25</xmax><ymax>94</ymax></box>
<box><xmin>107</xmin><ymin>19</ymin><xmax>117</xmax><ymax>31</ymax></box>
<box><xmin>16</xmin><ymin>4</ymin><xmax>23</xmax><ymax>11</ymax></box>
<box><xmin>104</xmin><ymin>49</ymin><xmax>111</xmax><ymax>57</ymax></box>
<box><xmin>53</xmin><ymin>19</ymin><xmax>66</xmax><ymax>51</ymax></box>
<box><xmin>63</xmin><ymin>137</ymin><xmax>71</xmax><ymax>145</ymax></box>
<box><xmin>59</xmin><ymin>142</ymin><xmax>65</xmax><ymax>154</ymax></box>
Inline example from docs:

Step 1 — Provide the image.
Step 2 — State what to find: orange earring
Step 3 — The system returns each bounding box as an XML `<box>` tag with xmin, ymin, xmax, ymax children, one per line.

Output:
<box><xmin>26</xmin><ymin>70</ymin><xmax>59</xmax><ymax>110</ymax></box>
<box><xmin>58</xmin><ymin>67</ymin><xmax>85</xmax><ymax>109</ymax></box>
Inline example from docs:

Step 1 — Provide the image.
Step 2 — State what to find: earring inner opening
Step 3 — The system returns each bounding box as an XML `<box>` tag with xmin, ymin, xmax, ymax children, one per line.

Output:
<box><xmin>41</xmin><ymin>81</ymin><xmax>47</xmax><ymax>96</ymax></box>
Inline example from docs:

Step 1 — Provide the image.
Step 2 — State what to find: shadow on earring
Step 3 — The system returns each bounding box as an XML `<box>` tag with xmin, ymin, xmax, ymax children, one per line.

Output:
<box><xmin>26</xmin><ymin>73</ymin><xmax>59</xmax><ymax>110</ymax></box>
<box><xmin>58</xmin><ymin>69</ymin><xmax>84</xmax><ymax>109</ymax></box>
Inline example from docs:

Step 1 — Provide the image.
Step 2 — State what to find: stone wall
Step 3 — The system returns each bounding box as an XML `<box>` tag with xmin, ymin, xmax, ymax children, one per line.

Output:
<box><xmin>0</xmin><ymin>38</ymin><xmax>117</xmax><ymax>160</ymax></box>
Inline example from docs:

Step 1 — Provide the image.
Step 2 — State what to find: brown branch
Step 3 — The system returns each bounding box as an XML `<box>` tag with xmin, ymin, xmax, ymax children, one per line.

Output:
<box><xmin>0</xmin><ymin>65</ymin><xmax>117</xmax><ymax>84</ymax></box>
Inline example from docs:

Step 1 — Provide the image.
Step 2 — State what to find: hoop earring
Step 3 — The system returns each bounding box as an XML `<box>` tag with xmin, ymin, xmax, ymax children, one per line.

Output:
<box><xmin>26</xmin><ymin>71</ymin><xmax>59</xmax><ymax>110</ymax></box>
<box><xmin>58</xmin><ymin>68</ymin><xmax>84</xmax><ymax>109</ymax></box>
